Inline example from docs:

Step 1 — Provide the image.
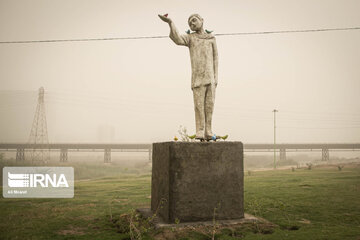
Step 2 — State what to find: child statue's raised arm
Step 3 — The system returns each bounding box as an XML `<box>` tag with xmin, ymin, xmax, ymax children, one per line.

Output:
<box><xmin>158</xmin><ymin>14</ymin><xmax>189</xmax><ymax>47</ymax></box>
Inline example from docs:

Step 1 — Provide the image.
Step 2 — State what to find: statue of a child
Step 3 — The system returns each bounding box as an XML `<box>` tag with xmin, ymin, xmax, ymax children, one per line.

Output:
<box><xmin>159</xmin><ymin>13</ymin><xmax>218</xmax><ymax>140</ymax></box>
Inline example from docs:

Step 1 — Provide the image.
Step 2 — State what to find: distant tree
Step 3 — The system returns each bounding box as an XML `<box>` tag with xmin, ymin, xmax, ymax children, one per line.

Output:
<box><xmin>306</xmin><ymin>163</ymin><xmax>313</xmax><ymax>170</ymax></box>
<box><xmin>337</xmin><ymin>165</ymin><xmax>344</xmax><ymax>171</ymax></box>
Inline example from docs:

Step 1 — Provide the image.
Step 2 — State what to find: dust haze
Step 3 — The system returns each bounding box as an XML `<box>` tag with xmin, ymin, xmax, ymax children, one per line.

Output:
<box><xmin>0</xmin><ymin>0</ymin><xmax>360</xmax><ymax>144</ymax></box>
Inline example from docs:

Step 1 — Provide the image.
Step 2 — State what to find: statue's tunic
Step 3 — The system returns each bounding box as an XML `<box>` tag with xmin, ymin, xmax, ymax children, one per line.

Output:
<box><xmin>169</xmin><ymin>24</ymin><xmax>217</xmax><ymax>89</ymax></box>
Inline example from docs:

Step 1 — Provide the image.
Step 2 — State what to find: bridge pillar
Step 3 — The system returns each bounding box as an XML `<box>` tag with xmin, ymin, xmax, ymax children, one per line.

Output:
<box><xmin>280</xmin><ymin>149</ymin><xmax>286</xmax><ymax>161</ymax></box>
<box><xmin>322</xmin><ymin>148</ymin><xmax>329</xmax><ymax>161</ymax></box>
<box><xmin>16</xmin><ymin>148</ymin><xmax>25</xmax><ymax>162</ymax></box>
<box><xmin>148</xmin><ymin>149</ymin><xmax>152</xmax><ymax>162</ymax></box>
<box><xmin>104</xmin><ymin>149</ymin><xmax>111</xmax><ymax>163</ymax></box>
<box><xmin>60</xmin><ymin>149</ymin><xmax>68</xmax><ymax>162</ymax></box>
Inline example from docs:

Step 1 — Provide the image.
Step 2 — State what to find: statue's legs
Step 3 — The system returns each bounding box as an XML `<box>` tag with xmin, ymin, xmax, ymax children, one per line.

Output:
<box><xmin>193</xmin><ymin>84</ymin><xmax>216</xmax><ymax>139</ymax></box>
<box><xmin>193</xmin><ymin>86</ymin><xmax>206</xmax><ymax>139</ymax></box>
<box><xmin>204</xmin><ymin>84</ymin><xmax>216</xmax><ymax>139</ymax></box>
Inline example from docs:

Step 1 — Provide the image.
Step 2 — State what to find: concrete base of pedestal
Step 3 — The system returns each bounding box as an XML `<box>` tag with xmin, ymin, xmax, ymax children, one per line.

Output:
<box><xmin>137</xmin><ymin>208</ymin><xmax>270</xmax><ymax>229</ymax></box>
<box><xmin>151</xmin><ymin>141</ymin><xmax>244</xmax><ymax>224</ymax></box>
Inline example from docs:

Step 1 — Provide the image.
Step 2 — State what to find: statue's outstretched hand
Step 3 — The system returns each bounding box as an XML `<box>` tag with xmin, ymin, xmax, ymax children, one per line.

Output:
<box><xmin>158</xmin><ymin>14</ymin><xmax>172</xmax><ymax>23</ymax></box>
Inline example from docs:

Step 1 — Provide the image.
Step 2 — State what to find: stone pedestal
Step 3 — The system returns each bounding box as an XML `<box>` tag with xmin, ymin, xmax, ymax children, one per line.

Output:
<box><xmin>151</xmin><ymin>141</ymin><xmax>244</xmax><ymax>223</ymax></box>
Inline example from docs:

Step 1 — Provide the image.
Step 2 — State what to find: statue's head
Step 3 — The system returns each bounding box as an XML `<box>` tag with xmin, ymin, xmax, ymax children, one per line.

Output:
<box><xmin>188</xmin><ymin>14</ymin><xmax>203</xmax><ymax>32</ymax></box>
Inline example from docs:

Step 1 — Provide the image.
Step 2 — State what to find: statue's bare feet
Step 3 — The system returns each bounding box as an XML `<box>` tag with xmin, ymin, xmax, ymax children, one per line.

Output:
<box><xmin>205</xmin><ymin>131</ymin><xmax>213</xmax><ymax>140</ymax></box>
<box><xmin>195</xmin><ymin>130</ymin><xmax>205</xmax><ymax>140</ymax></box>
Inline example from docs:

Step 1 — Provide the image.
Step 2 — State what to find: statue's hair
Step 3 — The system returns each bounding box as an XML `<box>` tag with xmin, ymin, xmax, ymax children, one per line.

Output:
<box><xmin>188</xmin><ymin>14</ymin><xmax>203</xmax><ymax>24</ymax></box>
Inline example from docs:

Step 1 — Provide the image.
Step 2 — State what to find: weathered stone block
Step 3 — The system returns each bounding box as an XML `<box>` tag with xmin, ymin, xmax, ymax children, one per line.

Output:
<box><xmin>151</xmin><ymin>141</ymin><xmax>244</xmax><ymax>223</ymax></box>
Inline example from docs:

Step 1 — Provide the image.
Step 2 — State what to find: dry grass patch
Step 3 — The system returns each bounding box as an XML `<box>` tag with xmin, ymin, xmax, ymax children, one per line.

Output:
<box><xmin>57</xmin><ymin>226</ymin><xmax>86</xmax><ymax>236</ymax></box>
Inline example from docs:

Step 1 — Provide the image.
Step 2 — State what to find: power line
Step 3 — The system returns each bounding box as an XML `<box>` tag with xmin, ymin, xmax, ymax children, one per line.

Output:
<box><xmin>279</xmin><ymin>126</ymin><xmax>360</xmax><ymax>129</ymax></box>
<box><xmin>0</xmin><ymin>27</ymin><xmax>359</xmax><ymax>44</ymax></box>
<box><xmin>0</xmin><ymin>36</ymin><xmax>168</xmax><ymax>44</ymax></box>
<box><xmin>215</xmin><ymin>26</ymin><xmax>360</xmax><ymax>36</ymax></box>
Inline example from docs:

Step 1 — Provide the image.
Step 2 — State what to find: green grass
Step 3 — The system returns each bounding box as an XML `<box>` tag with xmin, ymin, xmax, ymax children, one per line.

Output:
<box><xmin>244</xmin><ymin>165</ymin><xmax>360</xmax><ymax>239</ymax></box>
<box><xmin>0</xmin><ymin>164</ymin><xmax>359</xmax><ymax>239</ymax></box>
<box><xmin>0</xmin><ymin>159</ymin><xmax>151</xmax><ymax>185</ymax></box>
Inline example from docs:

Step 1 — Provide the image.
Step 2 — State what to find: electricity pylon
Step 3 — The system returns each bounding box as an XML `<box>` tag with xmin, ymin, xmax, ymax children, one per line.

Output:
<box><xmin>28</xmin><ymin>87</ymin><xmax>50</xmax><ymax>163</ymax></box>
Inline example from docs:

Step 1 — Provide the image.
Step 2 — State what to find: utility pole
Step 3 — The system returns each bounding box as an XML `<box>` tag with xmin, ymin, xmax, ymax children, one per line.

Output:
<box><xmin>273</xmin><ymin>109</ymin><xmax>278</xmax><ymax>169</ymax></box>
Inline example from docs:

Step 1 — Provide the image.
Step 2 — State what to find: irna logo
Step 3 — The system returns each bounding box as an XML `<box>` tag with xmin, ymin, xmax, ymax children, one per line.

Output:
<box><xmin>3</xmin><ymin>167</ymin><xmax>74</xmax><ymax>198</ymax></box>
<box><xmin>8</xmin><ymin>172</ymin><xmax>69</xmax><ymax>188</ymax></box>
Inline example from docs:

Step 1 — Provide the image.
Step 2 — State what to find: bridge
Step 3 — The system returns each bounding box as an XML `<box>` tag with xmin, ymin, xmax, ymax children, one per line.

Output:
<box><xmin>1</xmin><ymin>143</ymin><xmax>359</xmax><ymax>163</ymax></box>
<box><xmin>245</xmin><ymin>143</ymin><xmax>360</xmax><ymax>162</ymax></box>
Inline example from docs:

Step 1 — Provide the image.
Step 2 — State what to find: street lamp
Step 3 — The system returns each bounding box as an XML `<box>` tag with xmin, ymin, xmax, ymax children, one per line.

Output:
<box><xmin>273</xmin><ymin>109</ymin><xmax>278</xmax><ymax>169</ymax></box>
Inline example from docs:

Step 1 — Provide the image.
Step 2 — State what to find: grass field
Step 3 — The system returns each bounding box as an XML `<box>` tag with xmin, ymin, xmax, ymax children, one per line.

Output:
<box><xmin>0</xmin><ymin>163</ymin><xmax>359</xmax><ymax>239</ymax></box>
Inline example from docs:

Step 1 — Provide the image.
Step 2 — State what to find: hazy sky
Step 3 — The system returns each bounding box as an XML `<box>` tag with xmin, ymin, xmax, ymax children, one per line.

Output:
<box><xmin>0</xmin><ymin>0</ymin><xmax>360</xmax><ymax>143</ymax></box>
